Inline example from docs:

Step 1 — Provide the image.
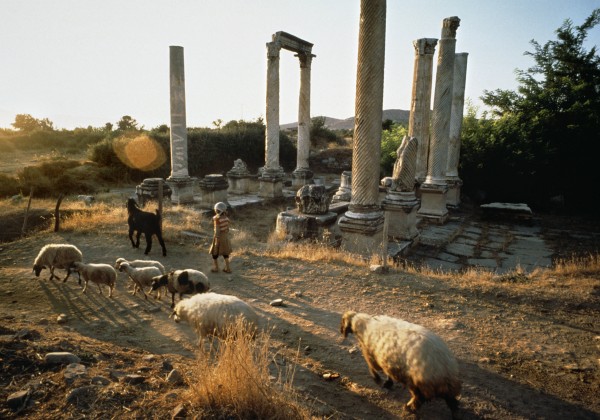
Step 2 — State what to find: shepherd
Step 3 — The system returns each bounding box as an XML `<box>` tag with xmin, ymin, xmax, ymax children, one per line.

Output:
<box><xmin>209</xmin><ymin>202</ymin><xmax>232</xmax><ymax>273</ymax></box>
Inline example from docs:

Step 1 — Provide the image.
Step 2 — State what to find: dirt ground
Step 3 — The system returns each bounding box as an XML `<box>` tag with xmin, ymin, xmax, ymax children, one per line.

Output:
<box><xmin>0</xmin><ymin>201</ymin><xmax>599</xmax><ymax>419</ymax></box>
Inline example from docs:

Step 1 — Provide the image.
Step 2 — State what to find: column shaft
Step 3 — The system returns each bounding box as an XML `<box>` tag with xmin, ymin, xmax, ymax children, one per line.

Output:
<box><xmin>425</xmin><ymin>17</ymin><xmax>460</xmax><ymax>186</ymax></box>
<box><xmin>447</xmin><ymin>52</ymin><xmax>469</xmax><ymax>178</ymax></box>
<box><xmin>409</xmin><ymin>38</ymin><xmax>438</xmax><ymax>183</ymax></box>
<box><xmin>265</xmin><ymin>42</ymin><xmax>281</xmax><ymax>173</ymax></box>
<box><xmin>169</xmin><ymin>46</ymin><xmax>189</xmax><ymax>178</ymax></box>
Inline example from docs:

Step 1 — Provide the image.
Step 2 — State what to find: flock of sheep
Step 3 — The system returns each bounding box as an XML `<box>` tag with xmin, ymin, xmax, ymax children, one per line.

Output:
<box><xmin>29</xmin><ymin>201</ymin><xmax>463</xmax><ymax>419</ymax></box>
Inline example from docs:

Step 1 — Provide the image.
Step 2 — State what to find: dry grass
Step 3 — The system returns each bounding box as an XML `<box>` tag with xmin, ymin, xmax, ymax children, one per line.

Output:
<box><xmin>185</xmin><ymin>320</ymin><xmax>310</xmax><ymax>419</ymax></box>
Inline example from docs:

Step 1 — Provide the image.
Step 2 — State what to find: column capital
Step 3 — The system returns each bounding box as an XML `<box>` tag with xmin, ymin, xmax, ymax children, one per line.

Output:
<box><xmin>266</xmin><ymin>42</ymin><xmax>281</xmax><ymax>58</ymax></box>
<box><xmin>441</xmin><ymin>16</ymin><xmax>460</xmax><ymax>39</ymax></box>
<box><xmin>413</xmin><ymin>38</ymin><xmax>438</xmax><ymax>56</ymax></box>
<box><xmin>295</xmin><ymin>51</ymin><xmax>316</xmax><ymax>68</ymax></box>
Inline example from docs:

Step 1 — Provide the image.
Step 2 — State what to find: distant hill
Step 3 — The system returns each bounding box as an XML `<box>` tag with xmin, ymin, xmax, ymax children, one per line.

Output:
<box><xmin>281</xmin><ymin>109</ymin><xmax>409</xmax><ymax>131</ymax></box>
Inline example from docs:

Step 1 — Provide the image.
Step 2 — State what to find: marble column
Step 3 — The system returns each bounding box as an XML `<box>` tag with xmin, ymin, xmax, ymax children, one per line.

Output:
<box><xmin>446</xmin><ymin>52</ymin><xmax>469</xmax><ymax>207</ymax></box>
<box><xmin>338</xmin><ymin>0</ymin><xmax>386</xmax><ymax>255</ymax></box>
<box><xmin>166</xmin><ymin>45</ymin><xmax>195</xmax><ymax>204</ymax></box>
<box><xmin>418</xmin><ymin>17</ymin><xmax>460</xmax><ymax>223</ymax></box>
<box><xmin>292</xmin><ymin>52</ymin><xmax>315</xmax><ymax>187</ymax></box>
<box><xmin>409</xmin><ymin>38</ymin><xmax>438</xmax><ymax>185</ymax></box>
<box><xmin>260</xmin><ymin>41</ymin><xmax>284</xmax><ymax>198</ymax></box>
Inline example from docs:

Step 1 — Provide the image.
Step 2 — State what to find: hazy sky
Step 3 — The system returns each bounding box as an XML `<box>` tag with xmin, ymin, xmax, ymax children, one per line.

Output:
<box><xmin>1</xmin><ymin>1</ymin><xmax>598</xmax><ymax>130</ymax></box>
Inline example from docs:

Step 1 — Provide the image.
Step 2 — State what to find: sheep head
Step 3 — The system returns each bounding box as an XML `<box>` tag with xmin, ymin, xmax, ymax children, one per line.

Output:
<box><xmin>340</xmin><ymin>311</ymin><xmax>357</xmax><ymax>337</ymax></box>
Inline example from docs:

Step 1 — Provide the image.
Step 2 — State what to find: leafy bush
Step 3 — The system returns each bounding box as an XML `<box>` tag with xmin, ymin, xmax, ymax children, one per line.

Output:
<box><xmin>0</xmin><ymin>174</ymin><xmax>21</xmax><ymax>197</ymax></box>
<box><xmin>380</xmin><ymin>124</ymin><xmax>408</xmax><ymax>176</ymax></box>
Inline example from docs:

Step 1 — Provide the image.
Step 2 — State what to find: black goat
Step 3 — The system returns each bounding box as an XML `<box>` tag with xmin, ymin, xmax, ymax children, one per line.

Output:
<box><xmin>126</xmin><ymin>198</ymin><xmax>167</xmax><ymax>256</ymax></box>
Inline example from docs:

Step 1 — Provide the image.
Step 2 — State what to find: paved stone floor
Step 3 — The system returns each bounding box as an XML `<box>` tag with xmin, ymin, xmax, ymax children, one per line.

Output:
<box><xmin>404</xmin><ymin>211</ymin><xmax>599</xmax><ymax>273</ymax></box>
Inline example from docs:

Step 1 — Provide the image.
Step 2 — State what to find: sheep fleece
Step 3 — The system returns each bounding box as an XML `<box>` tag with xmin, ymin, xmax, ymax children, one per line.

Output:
<box><xmin>174</xmin><ymin>293</ymin><xmax>259</xmax><ymax>339</ymax></box>
<box><xmin>347</xmin><ymin>313</ymin><xmax>460</xmax><ymax>400</ymax></box>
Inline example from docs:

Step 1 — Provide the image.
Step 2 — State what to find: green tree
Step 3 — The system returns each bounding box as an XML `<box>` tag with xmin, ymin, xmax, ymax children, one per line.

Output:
<box><xmin>12</xmin><ymin>114</ymin><xmax>54</xmax><ymax>132</ymax></box>
<box><xmin>116</xmin><ymin>115</ymin><xmax>139</xmax><ymax>131</ymax></box>
<box><xmin>468</xmin><ymin>9</ymin><xmax>600</xmax><ymax>212</ymax></box>
<box><xmin>380</xmin><ymin>123</ymin><xmax>408</xmax><ymax>176</ymax></box>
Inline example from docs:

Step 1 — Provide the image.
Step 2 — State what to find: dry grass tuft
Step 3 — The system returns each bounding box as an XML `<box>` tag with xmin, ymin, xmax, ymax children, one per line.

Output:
<box><xmin>263</xmin><ymin>239</ymin><xmax>368</xmax><ymax>267</ymax></box>
<box><xmin>185</xmin><ymin>320</ymin><xmax>309</xmax><ymax>419</ymax></box>
<box><xmin>549</xmin><ymin>253</ymin><xmax>600</xmax><ymax>277</ymax></box>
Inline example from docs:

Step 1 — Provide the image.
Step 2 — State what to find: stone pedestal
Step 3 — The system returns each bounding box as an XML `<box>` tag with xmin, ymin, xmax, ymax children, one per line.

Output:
<box><xmin>227</xmin><ymin>159</ymin><xmax>252</xmax><ymax>194</ymax></box>
<box><xmin>136</xmin><ymin>178</ymin><xmax>172</xmax><ymax>206</ymax></box>
<box><xmin>332</xmin><ymin>171</ymin><xmax>352</xmax><ymax>203</ymax></box>
<box><xmin>338</xmin><ymin>208</ymin><xmax>385</xmax><ymax>255</ymax></box>
<box><xmin>446</xmin><ymin>178</ymin><xmax>463</xmax><ymax>208</ymax></box>
<box><xmin>295</xmin><ymin>184</ymin><xmax>328</xmax><ymax>214</ymax></box>
<box><xmin>258</xmin><ymin>170</ymin><xmax>284</xmax><ymax>198</ymax></box>
<box><xmin>276</xmin><ymin>210</ymin><xmax>337</xmax><ymax>240</ymax></box>
<box><xmin>166</xmin><ymin>176</ymin><xmax>195</xmax><ymax>205</ymax></box>
<box><xmin>381</xmin><ymin>191</ymin><xmax>420</xmax><ymax>241</ymax></box>
<box><xmin>197</xmin><ymin>174</ymin><xmax>228</xmax><ymax>209</ymax></box>
<box><xmin>417</xmin><ymin>183</ymin><xmax>449</xmax><ymax>224</ymax></box>
<box><xmin>291</xmin><ymin>168</ymin><xmax>314</xmax><ymax>188</ymax></box>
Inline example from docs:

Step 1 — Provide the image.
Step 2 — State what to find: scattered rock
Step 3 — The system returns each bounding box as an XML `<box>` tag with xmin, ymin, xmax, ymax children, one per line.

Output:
<box><xmin>322</xmin><ymin>372</ymin><xmax>340</xmax><ymax>380</ymax></box>
<box><xmin>108</xmin><ymin>369</ymin><xmax>127</xmax><ymax>381</ymax></box>
<box><xmin>166</xmin><ymin>369</ymin><xmax>184</xmax><ymax>385</ymax></box>
<box><xmin>270</xmin><ymin>299</ymin><xmax>285</xmax><ymax>307</ymax></box>
<box><xmin>56</xmin><ymin>314</ymin><xmax>68</xmax><ymax>324</ymax></box>
<box><xmin>348</xmin><ymin>346</ymin><xmax>359</xmax><ymax>354</ymax></box>
<box><xmin>143</xmin><ymin>354</ymin><xmax>157</xmax><ymax>362</ymax></box>
<box><xmin>162</xmin><ymin>360</ymin><xmax>174</xmax><ymax>371</ymax></box>
<box><xmin>122</xmin><ymin>374</ymin><xmax>145</xmax><ymax>385</ymax></box>
<box><xmin>44</xmin><ymin>352</ymin><xmax>81</xmax><ymax>365</ymax></box>
<box><xmin>7</xmin><ymin>389</ymin><xmax>30</xmax><ymax>411</ymax></box>
<box><xmin>369</xmin><ymin>264</ymin><xmax>389</xmax><ymax>274</ymax></box>
<box><xmin>64</xmin><ymin>363</ymin><xmax>88</xmax><ymax>384</ymax></box>
<box><xmin>66</xmin><ymin>385</ymin><xmax>100</xmax><ymax>406</ymax></box>
<box><xmin>172</xmin><ymin>403</ymin><xmax>187</xmax><ymax>419</ymax></box>
<box><xmin>293</xmin><ymin>291</ymin><xmax>303</xmax><ymax>298</ymax></box>
<box><xmin>91</xmin><ymin>376</ymin><xmax>110</xmax><ymax>386</ymax></box>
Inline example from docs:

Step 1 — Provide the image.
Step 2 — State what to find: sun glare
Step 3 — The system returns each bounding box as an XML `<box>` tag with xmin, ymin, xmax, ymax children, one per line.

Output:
<box><xmin>114</xmin><ymin>134</ymin><xmax>166</xmax><ymax>171</ymax></box>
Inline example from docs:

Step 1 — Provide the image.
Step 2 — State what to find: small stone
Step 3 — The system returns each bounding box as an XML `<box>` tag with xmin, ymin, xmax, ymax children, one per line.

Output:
<box><xmin>64</xmin><ymin>363</ymin><xmax>87</xmax><ymax>384</ymax></box>
<box><xmin>142</xmin><ymin>354</ymin><xmax>157</xmax><ymax>362</ymax></box>
<box><xmin>108</xmin><ymin>370</ymin><xmax>127</xmax><ymax>381</ymax></box>
<box><xmin>270</xmin><ymin>299</ymin><xmax>284</xmax><ymax>307</ymax></box>
<box><xmin>369</xmin><ymin>265</ymin><xmax>389</xmax><ymax>274</ymax></box>
<box><xmin>479</xmin><ymin>357</ymin><xmax>491</xmax><ymax>364</ymax></box>
<box><xmin>45</xmin><ymin>352</ymin><xmax>81</xmax><ymax>365</ymax></box>
<box><xmin>122</xmin><ymin>374</ymin><xmax>145</xmax><ymax>385</ymax></box>
<box><xmin>172</xmin><ymin>403</ymin><xmax>187</xmax><ymax>419</ymax></box>
<box><xmin>293</xmin><ymin>291</ymin><xmax>303</xmax><ymax>298</ymax></box>
<box><xmin>91</xmin><ymin>376</ymin><xmax>110</xmax><ymax>386</ymax></box>
<box><xmin>348</xmin><ymin>346</ymin><xmax>358</xmax><ymax>354</ymax></box>
<box><xmin>162</xmin><ymin>360</ymin><xmax>173</xmax><ymax>371</ymax></box>
<box><xmin>304</xmin><ymin>345</ymin><xmax>311</xmax><ymax>353</ymax></box>
<box><xmin>66</xmin><ymin>385</ymin><xmax>99</xmax><ymax>405</ymax></box>
<box><xmin>13</xmin><ymin>329</ymin><xmax>33</xmax><ymax>340</ymax></box>
<box><xmin>7</xmin><ymin>389</ymin><xmax>30</xmax><ymax>410</ymax></box>
<box><xmin>56</xmin><ymin>314</ymin><xmax>68</xmax><ymax>324</ymax></box>
<box><xmin>166</xmin><ymin>369</ymin><xmax>184</xmax><ymax>385</ymax></box>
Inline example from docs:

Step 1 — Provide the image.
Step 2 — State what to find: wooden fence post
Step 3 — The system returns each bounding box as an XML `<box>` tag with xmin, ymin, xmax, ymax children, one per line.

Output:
<box><xmin>21</xmin><ymin>188</ymin><xmax>34</xmax><ymax>237</ymax></box>
<box><xmin>54</xmin><ymin>193</ymin><xmax>64</xmax><ymax>232</ymax></box>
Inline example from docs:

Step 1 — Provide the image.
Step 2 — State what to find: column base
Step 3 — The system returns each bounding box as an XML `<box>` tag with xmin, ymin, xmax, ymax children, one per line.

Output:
<box><xmin>258</xmin><ymin>171</ymin><xmax>284</xmax><ymax>198</ymax></box>
<box><xmin>166</xmin><ymin>176</ymin><xmax>196</xmax><ymax>204</ymax></box>
<box><xmin>382</xmin><ymin>191</ymin><xmax>420</xmax><ymax>241</ymax></box>
<box><xmin>338</xmin><ymin>208</ymin><xmax>385</xmax><ymax>255</ymax></box>
<box><xmin>417</xmin><ymin>182</ymin><xmax>449</xmax><ymax>224</ymax></box>
<box><xmin>291</xmin><ymin>168</ymin><xmax>314</xmax><ymax>188</ymax></box>
<box><xmin>276</xmin><ymin>209</ymin><xmax>338</xmax><ymax>240</ymax></box>
<box><xmin>446</xmin><ymin>177</ymin><xmax>463</xmax><ymax>208</ymax></box>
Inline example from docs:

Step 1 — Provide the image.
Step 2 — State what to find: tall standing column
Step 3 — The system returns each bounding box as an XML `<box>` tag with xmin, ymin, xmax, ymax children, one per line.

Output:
<box><xmin>418</xmin><ymin>16</ymin><xmax>460</xmax><ymax>223</ymax></box>
<box><xmin>292</xmin><ymin>52</ymin><xmax>315</xmax><ymax>187</ymax></box>
<box><xmin>446</xmin><ymin>52</ymin><xmax>469</xmax><ymax>207</ymax></box>
<box><xmin>409</xmin><ymin>38</ymin><xmax>438</xmax><ymax>185</ymax></box>
<box><xmin>260</xmin><ymin>41</ymin><xmax>284</xmax><ymax>197</ymax></box>
<box><xmin>166</xmin><ymin>45</ymin><xmax>195</xmax><ymax>204</ymax></box>
<box><xmin>338</xmin><ymin>0</ymin><xmax>386</xmax><ymax>255</ymax></box>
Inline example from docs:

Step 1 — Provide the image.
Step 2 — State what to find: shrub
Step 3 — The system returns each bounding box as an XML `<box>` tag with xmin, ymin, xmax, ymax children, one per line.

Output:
<box><xmin>380</xmin><ymin>123</ymin><xmax>408</xmax><ymax>176</ymax></box>
<box><xmin>0</xmin><ymin>174</ymin><xmax>21</xmax><ymax>197</ymax></box>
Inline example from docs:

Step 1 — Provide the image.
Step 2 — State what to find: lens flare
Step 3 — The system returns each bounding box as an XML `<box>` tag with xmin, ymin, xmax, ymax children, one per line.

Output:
<box><xmin>114</xmin><ymin>135</ymin><xmax>166</xmax><ymax>171</ymax></box>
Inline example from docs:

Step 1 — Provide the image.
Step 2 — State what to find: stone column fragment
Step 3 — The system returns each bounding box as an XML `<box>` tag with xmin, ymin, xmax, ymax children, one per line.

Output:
<box><xmin>446</xmin><ymin>52</ymin><xmax>469</xmax><ymax>207</ymax></box>
<box><xmin>166</xmin><ymin>45</ymin><xmax>195</xmax><ymax>204</ymax></box>
<box><xmin>418</xmin><ymin>17</ymin><xmax>460</xmax><ymax>223</ymax></box>
<box><xmin>292</xmin><ymin>52</ymin><xmax>315</xmax><ymax>187</ymax></box>
<box><xmin>338</xmin><ymin>0</ymin><xmax>386</xmax><ymax>255</ymax></box>
<box><xmin>409</xmin><ymin>38</ymin><xmax>438</xmax><ymax>184</ymax></box>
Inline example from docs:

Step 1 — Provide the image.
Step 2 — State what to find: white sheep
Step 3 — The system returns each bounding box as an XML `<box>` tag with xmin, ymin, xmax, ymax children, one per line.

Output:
<box><xmin>170</xmin><ymin>292</ymin><xmax>259</xmax><ymax>343</ymax></box>
<box><xmin>150</xmin><ymin>269</ymin><xmax>210</xmax><ymax>308</ymax></box>
<box><xmin>113</xmin><ymin>257</ymin><xmax>166</xmax><ymax>274</ymax></box>
<box><xmin>69</xmin><ymin>262</ymin><xmax>117</xmax><ymax>297</ymax></box>
<box><xmin>340</xmin><ymin>311</ymin><xmax>461</xmax><ymax>418</ymax></box>
<box><xmin>117</xmin><ymin>262</ymin><xmax>163</xmax><ymax>300</ymax></box>
<box><xmin>33</xmin><ymin>244</ymin><xmax>83</xmax><ymax>283</ymax></box>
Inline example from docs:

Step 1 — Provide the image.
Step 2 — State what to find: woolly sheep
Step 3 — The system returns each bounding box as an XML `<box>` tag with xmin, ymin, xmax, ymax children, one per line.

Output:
<box><xmin>117</xmin><ymin>262</ymin><xmax>163</xmax><ymax>300</ymax></box>
<box><xmin>33</xmin><ymin>244</ymin><xmax>83</xmax><ymax>282</ymax></box>
<box><xmin>69</xmin><ymin>262</ymin><xmax>117</xmax><ymax>297</ymax></box>
<box><xmin>114</xmin><ymin>257</ymin><xmax>167</xmax><ymax>299</ymax></box>
<box><xmin>340</xmin><ymin>311</ymin><xmax>461</xmax><ymax>418</ymax></box>
<box><xmin>150</xmin><ymin>269</ymin><xmax>210</xmax><ymax>308</ymax></box>
<box><xmin>170</xmin><ymin>292</ymin><xmax>259</xmax><ymax>342</ymax></box>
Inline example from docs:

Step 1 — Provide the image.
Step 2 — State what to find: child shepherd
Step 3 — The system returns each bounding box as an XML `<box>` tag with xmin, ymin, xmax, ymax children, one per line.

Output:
<box><xmin>209</xmin><ymin>202</ymin><xmax>232</xmax><ymax>273</ymax></box>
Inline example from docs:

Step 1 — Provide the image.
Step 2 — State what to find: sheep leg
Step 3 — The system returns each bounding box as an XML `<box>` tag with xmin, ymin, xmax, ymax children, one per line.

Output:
<box><xmin>363</xmin><ymin>355</ymin><xmax>383</xmax><ymax>385</ymax></box>
<box><xmin>108</xmin><ymin>286</ymin><xmax>114</xmax><ymax>298</ymax></box>
<box><xmin>97</xmin><ymin>283</ymin><xmax>103</xmax><ymax>295</ymax></box>
<box><xmin>406</xmin><ymin>387</ymin><xmax>423</xmax><ymax>413</ymax></box>
<box><xmin>445</xmin><ymin>396</ymin><xmax>461</xmax><ymax>420</ymax></box>
<box><xmin>49</xmin><ymin>267</ymin><xmax>58</xmax><ymax>281</ymax></box>
<box><xmin>170</xmin><ymin>292</ymin><xmax>176</xmax><ymax>308</ymax></box>
<box><xmin>382</xmin><ymin>377</ymin><xmax>394</xmax><ymax>389</ymax></box>
<box><xmin>129</xmin><ymin>228</ymin><xmax>138</xmax><ymax>248</ymax></box>
<box><xmin>82</xmin><ymin>279</ymin><xmax>88</xmax><ymax>294</ymax></box>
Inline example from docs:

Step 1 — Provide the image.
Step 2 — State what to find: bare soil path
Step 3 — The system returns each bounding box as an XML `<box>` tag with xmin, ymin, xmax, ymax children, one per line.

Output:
<box><xmin>0</xmin><ymin>206</ymin><xmax>598</xmax><ymax>419</ymax></box>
